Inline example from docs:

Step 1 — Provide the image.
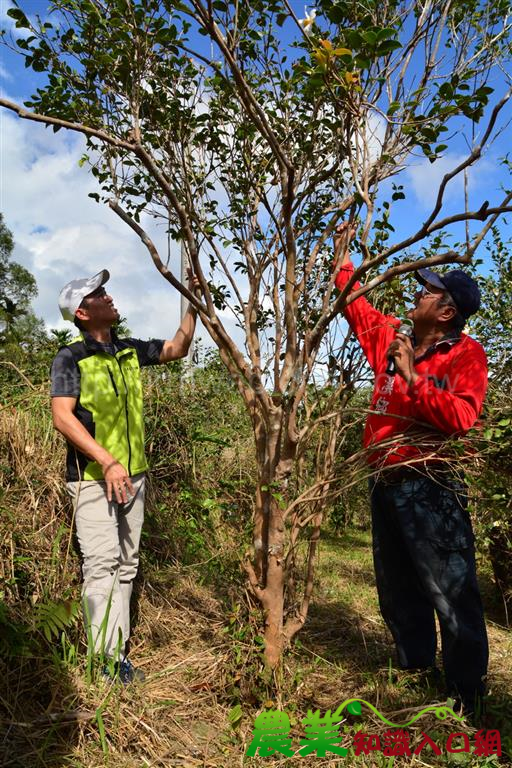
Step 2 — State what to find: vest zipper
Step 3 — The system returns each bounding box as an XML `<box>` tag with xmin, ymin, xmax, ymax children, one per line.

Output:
<box><xmin>107</xmin><ymin>368</ymin><xmax>119</xmax><ymax>396</ymax></box>
<box><xmin>116</xmin><ymin>356</ymin><xmax>132</xmax><ymax>476</ymax></box>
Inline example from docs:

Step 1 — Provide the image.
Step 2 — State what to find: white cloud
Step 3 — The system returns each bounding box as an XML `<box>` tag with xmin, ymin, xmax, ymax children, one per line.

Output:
<box><xmin>0</xmin><ymin>0</ymin><xmax>35</xmax><ymax>39</ymax></box>
<box><xmin>0</xmin><ymin>62</ymin><xmax>12</xmax><ymax>81</ymax></box>
<box><xmin>0</xmin><ymin>104</ymin><xmax>251</xmax><ymax>356</ymax></box>
<box><xmin>365</xmin><ymin>112</ymin><xmax>386</xmax><ymax>164</ymax></box>
<box><xmin>0</xmin><ymin>109</ymin><xmax>196</xmax><ymax>339</ymax></box>
<box><xmin>0</xmin><ymin>0</ymin><xmax>16</xmax><ymax>23</ymax></box>
<box><xmin>405</xmin><ymin>152</ymin><xmax>494</xmax><ymax>210</ymax></box>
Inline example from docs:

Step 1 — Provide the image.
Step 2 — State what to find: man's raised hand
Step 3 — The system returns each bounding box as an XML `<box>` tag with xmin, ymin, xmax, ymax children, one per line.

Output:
<box><xmin>186</xmin><ymin>267</ymin><xmax>201</xmax><ymax>299</ymax></box>
<box><xmin>333</xmin><ymin>221</ymin><xmax>356</xmax><ymax>265</ymax></box>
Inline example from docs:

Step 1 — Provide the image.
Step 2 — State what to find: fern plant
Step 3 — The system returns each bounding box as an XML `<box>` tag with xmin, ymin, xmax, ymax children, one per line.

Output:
<box><xmin>34</xmin><ymin>598</ymin><xmax>80</xmax><ymax>643</ymax></box>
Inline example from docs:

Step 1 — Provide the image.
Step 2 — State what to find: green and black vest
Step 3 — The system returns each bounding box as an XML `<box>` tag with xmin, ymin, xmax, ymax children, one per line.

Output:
<box><xmin>65</xmin><ymin>333</ymin><xmax>147</xmax><ymax>481</ymax></box>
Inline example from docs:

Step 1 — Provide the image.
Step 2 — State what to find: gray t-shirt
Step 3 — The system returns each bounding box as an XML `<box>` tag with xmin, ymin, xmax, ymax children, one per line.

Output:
<box><xmin>50</xmin><ymin>335</ymin><xmax>164</xmax><ymax>397</ymax></box>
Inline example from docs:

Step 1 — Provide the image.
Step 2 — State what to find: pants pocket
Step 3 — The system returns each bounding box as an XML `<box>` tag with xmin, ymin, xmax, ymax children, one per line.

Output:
<box><xmin>414</xmin><ymin>478</ymin><xmax>473</xmax><ymax>550</ymax></box>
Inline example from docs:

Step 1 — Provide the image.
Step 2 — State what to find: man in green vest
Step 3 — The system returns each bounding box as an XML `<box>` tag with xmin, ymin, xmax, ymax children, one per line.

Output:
<box><xmin>51</xmin><ymin>268</ymin><xmax>198</xmax><ymax>683</ymax></box>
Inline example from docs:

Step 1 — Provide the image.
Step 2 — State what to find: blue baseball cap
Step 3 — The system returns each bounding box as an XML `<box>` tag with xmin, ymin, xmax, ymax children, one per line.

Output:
<box><xmin>416</xmin><ymin>268</ymin><xmax>481</xmax><ymax>320</ymax></box>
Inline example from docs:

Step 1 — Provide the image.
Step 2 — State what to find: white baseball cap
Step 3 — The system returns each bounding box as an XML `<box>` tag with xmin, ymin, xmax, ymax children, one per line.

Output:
<box><xmin>58</xmin><ymin>269</ymin><xmax>110</xmax><ymax>322</ymax></box>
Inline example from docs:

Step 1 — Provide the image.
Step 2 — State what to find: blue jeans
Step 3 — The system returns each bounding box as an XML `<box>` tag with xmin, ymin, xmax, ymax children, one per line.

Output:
<box><xmin>370</xmin><ymin>473</ymin><xmax>488</xmax><ymax>711</ymax></box>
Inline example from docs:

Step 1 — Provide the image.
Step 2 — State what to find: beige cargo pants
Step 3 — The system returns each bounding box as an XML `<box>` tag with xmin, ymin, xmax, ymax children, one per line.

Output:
<box><xmin>66</xmin><ymin>473</ymin><xmax>145</xmax><ymax>659</ymax></box>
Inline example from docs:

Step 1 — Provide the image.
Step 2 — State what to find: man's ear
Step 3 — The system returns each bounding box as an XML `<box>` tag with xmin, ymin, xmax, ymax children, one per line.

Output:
<box><xmin>438</xmin><ymin>304</ymin><xmax>456</xmax><ymax>323</ymax></box>
<box><xmin>75</xmin><ymin>306</ymin><xmax>89</xmax><ymax>323</ymax></box>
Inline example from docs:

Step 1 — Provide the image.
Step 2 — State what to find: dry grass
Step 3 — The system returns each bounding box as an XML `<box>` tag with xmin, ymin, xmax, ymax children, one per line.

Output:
<box><xmin>2</xmin><ymin>536</ymin><xmax>511</xmax><ymax>768</ymax></box>
<box><xmin>1</xmin><ymin>402</ymin><xmax>511</xmax><ymax>767</ymax></box>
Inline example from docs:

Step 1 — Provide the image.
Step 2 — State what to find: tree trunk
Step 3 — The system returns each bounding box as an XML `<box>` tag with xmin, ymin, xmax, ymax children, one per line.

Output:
<box><xmin>262</xmin><ymin>551</ymin><xmax>286</xmax><ymax>667</ymax></box>
<box><xmin>247</xmin><ymin>406</ymin><xmax>291</xmax><ymax>668</ymax></box>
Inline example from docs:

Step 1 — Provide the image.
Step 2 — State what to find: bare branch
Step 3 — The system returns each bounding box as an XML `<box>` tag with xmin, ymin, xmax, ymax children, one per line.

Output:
<box><xmin>108</xmin><ymin>199</ymin><xmax>204</xmax><ymax>312</ymax></box>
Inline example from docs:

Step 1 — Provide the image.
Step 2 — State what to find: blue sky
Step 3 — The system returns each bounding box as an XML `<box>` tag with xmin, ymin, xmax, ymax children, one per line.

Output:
<box><xmin>1</xmin><ymin>0</ymin><xmax>511</xmax><ymax>340</ymax></box>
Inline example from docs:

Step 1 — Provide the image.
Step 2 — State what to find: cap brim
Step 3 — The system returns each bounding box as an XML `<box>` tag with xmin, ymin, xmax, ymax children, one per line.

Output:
<box><xmin>85</xmin><ymin>269</ymin><xmax>110</xmax><ymax>298</ymax></box>
<box><xmin>416</xmin><ymin>268</ymin><xmax>446</xmax><ymax>291</ymax></box>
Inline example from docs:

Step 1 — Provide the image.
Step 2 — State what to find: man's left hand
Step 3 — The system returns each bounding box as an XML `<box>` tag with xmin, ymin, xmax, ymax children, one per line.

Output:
<box><xmin>387</xmin><ymin>333</ymin><xmax>418</xmax><ymax>386</ymax></box>
<box><xmin>186</xmin><ymin>267</ymin><xmax>201</xmax><ymax>297</ymax></box>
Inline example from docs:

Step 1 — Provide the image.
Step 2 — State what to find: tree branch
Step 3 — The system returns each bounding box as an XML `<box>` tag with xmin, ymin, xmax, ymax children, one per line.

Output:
<box><xmin>382</xmin><ymin>87</ymin><xmax>512</xmax><ymax>260</ymax></box>
<box><xmin>108</xmin><ymin>199</ymin><xmax>205</xmax><ymax>312</ymax></box>
<box><xmin>0</xmin><ymin>97</ymin><xmax>135</xmax><ymax>151</ymax></box>
<box><xmin>190</xmin><ymin>0</ymin><xmax>292</xmax><ymax>172</ymax></box>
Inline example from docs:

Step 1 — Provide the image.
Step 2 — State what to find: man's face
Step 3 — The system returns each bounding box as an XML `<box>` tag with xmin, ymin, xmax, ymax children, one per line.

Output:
<box><xmin>78</xmin><ymin>285</ymin><xmax>120</xmax><ymax>326</ymax></box>
<box><xmin>407</xmin><ymin>282</ymin><xmax>446</xmax><ymax>324</ymax></box>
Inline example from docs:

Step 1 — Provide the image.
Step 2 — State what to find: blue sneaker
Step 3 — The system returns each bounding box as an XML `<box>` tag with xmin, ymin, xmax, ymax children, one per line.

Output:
<box><xmin>102</xmin><ymin>658</ymin><xmax>146</xmax><ymax>685</ymax></box>
<box><xmin>118</xmin><ymin>658</ymin><xmax>145</xmax><ymax>684</ymax></box>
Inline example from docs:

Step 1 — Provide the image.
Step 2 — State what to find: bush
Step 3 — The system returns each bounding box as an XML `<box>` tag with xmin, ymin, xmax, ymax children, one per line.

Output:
<box><xmin>141</xmin><ymin>352</ymin><xmax>255</xmax><ymax>574</ymax></box>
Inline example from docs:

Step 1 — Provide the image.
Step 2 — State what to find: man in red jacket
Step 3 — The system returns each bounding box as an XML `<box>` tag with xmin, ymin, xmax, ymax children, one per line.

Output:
<box><xmin>334</xmin><ymin>224</ymin><xmax>488</xmax><ymax>718</ymax></box>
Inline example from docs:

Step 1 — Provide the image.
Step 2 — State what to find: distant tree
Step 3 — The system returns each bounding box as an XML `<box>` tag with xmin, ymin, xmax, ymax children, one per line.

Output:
<box><xmin>114</xmin><ymin>316</ymin><xmax>132</xmax><ymax>337</ymax></box>
<box><xmin>0</xmin><ymin>214</ymin><xmax>48</xmax><ymax>397</ymax></box>
<box><xmin>49</xmin><ymin>328</ymin><xmax>74</xmax><ymax>346</ymax></box>
<box><xmin>2</xmin><ymin>0</ymin><xmax>512</xmax><ymax>666</ymax></box>
<box><xmin>0</xmin><ymin>213</ymin><xmax>41</xmax><ymax>343</ymax></box>
<box><xmin>471</xmin><ymin>226</ymin><xmax>512</xmax><ymax>386</ymax></box>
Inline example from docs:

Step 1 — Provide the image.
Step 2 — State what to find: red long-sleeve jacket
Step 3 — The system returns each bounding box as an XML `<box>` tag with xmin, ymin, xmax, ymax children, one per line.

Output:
<box><xmin>336</xmin><ymin>262</ymin><xmax>488</xmax><ymax>467</ymax></box>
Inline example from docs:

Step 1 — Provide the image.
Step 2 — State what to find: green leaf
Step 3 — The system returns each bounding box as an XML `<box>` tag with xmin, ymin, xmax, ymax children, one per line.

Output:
<box><xmin>354</xmin><ymin>55</ymin><xmax>371</xmax><ymax>69</ymax></box>
<box><xmin>376</xmin><ymin>39</ymin><xmax>401</xmax><ymax>55</ymax></box>
<box><xmin>96</xmin><ymin>709</ymin><xmax>108</xmax><ymax>756</ymax></box>
<box><xmin>345</xmin><ymin>30</ymin><xmax>363</xmax><ymax>49</ymax></box>
<box><xmin>362</xmin><ymin>30</ymin><xmax>377</xmax><ymax>46</ymax></box>
<box><xmin>375</xmin><ymin>27</ymin><xmax>397</xmax><ymax>41</ymax></box>
<box><xmin>35</xmin><ymin>599</ymin><xmax>79</xmax><ymax>642</ymax></box>
<box><xmin>327</xmin><ymin>6</ymin><xmax>346</xmax><ymax>24</ymax></box>
<box><xmin>475</xmin><ymin>86</ymin><xmax>494</xmax><ymax>97</ymax></box>
<box><xmin>346</xmin><ymin>700</ymin><xmax>362</xmax><ymax>715</ymax></box>
<box><xmin>439</xmin><ymin>82</ymin><xmax>454</xmax><ymax>99</ymax></box>
<box><xmin>228</xmin><ymin>704</ymin><xmax>243</xmax><ymax>727</ymax></box>
<box><xmin>6</xmin><ymin>8</ymin><xmax>30</xmax><ymax>27</ymax></box>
